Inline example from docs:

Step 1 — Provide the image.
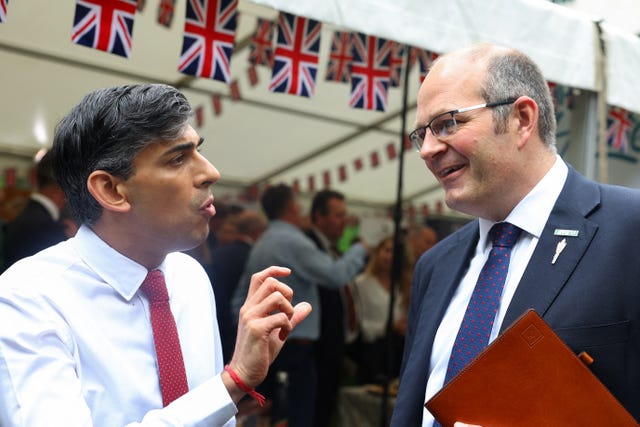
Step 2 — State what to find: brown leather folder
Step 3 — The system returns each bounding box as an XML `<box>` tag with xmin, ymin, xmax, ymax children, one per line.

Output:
<box><xmin>425</xmin><ymin>309</ymin><xmax>639</xmax><ymax>427</ymax></box>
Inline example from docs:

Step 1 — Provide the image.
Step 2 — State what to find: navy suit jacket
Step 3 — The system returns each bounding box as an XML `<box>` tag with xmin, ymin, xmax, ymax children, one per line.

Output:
<box><xmin>3</xmin><ymin>199</ymin><xmax>66</xmax><ymax>270</ymax></box>
<box><xmin>391</xmin><ymin>167</ymin><xmax>640</xmax><ymax>425</ymax></box>
<box><xmin>209</xmin><ymin>239</ymin><xmax>252</xmax><ymax>363</ymax></box>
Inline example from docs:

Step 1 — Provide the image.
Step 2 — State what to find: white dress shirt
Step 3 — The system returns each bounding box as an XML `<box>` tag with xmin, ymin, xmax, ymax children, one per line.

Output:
<box><xmin>0</xmin><ymin>225</ymin><xmax>237</xmax><ymax>427</ymax></box>
<box><xmin>421</xmin><ymin>156</ymin><xmax>568</xmax><ymax>426</ymax></box>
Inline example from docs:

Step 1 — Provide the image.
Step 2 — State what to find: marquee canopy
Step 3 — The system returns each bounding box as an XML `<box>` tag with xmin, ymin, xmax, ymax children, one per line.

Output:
<box><xmin>0</xmin><ymin>0</ymin><xmax>638</xmax><ymax>213</ymax></box>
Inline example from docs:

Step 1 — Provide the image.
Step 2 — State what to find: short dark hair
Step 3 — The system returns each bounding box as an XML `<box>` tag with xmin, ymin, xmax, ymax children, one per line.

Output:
<box><xmin>35</xmin><ymin>150</ymin><xmax>59</xmax><ymax>190</ymax></box>
<box><xmin>260</xmin><ymin>184</ymin><xmax>294</xmax><ymax>221</ymax></box>
<box><xmin>310</xmin><ymin>189</ymin><xmax>344</xmax><ymax>224</ymax></box>
<box><xmin>51</xmin><ymin>84</ymin><xmax>193</xmax><ymax>225</ymax></box>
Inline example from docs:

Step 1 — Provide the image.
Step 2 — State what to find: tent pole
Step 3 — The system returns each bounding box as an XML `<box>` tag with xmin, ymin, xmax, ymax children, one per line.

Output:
<box><xmin>594</xmin><ymin>20</ymin><xmax>609</xmax><ymax>184</ymax></box>
<box><xmin>381</xmin><ymin>44</ymin><xmax>412</xmax><ymax>427</ymax></box>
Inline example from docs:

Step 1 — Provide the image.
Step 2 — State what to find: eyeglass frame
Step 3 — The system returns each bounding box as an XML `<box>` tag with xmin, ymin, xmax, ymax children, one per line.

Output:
<box><xmin>410</xmin><ymin>98</ymin><xmax>517</xmax><ymax>152</ymax></box>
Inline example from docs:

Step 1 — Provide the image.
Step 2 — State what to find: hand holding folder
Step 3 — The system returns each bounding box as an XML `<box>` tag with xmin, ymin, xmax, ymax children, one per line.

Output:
<box><xmin>425</xmin><ymin>310</ymin><xmax>639</xmax><ymax>427</ymax></box>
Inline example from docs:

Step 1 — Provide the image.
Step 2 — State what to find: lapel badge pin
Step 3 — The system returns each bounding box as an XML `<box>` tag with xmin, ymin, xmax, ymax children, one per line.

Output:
<box><xmin>551</xmin><ymin>238</ymin><xmax>567</xmax><ymax>265</ymax></box>
<box><xmin>553</xmin><ymin>228</ymin><xmax>579</xmax><ymax>237</ymax></box>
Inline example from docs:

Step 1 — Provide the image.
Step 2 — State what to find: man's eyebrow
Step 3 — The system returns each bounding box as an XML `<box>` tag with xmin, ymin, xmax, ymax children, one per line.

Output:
<box><xmin>163</xmin><ymin>137</ymin><xmax>204</xmax><ymax>156</ymax></box>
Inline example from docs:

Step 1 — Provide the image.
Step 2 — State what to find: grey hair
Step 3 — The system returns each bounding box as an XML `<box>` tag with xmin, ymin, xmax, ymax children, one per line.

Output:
<box><xmin>480</xmin><ymin>47</ymin><xmax>557</xmax><ymax>149</ymax></box>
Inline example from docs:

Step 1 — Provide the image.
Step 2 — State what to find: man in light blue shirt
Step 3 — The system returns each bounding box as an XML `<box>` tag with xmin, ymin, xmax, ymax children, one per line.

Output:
<box><xmin>232</xmin><ymin>184</ymin><xmax>367</xmax><ymax>427</ymax></box>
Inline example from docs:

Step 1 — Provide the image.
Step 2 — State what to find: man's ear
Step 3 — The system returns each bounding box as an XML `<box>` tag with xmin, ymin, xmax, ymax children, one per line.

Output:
<box><xmin>512</xmin><ymin>96</ymin><xmax>538</xmax><ymax>149</ymax></box>
<box><xmin>87</xmin><ymin>170</ymin><xmax>131</xmax><ymax>213</ymax></box>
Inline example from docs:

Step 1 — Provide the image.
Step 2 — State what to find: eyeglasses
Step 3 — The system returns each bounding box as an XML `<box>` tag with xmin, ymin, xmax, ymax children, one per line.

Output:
<box><xmin>409</xmin><ymin>98</ymin><xmax>516</xmax><ymax>152</ymax></box>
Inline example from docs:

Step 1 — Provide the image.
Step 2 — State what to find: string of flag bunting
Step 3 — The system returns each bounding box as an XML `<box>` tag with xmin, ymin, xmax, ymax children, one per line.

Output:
<box><xmin>2</xmin><ymin>0</ymin><xmax>639</xmax><ymax>198</ymax></box>
<box><xmin>3</xmin><ymin>0</ymin><xmax>439</xmax><ymax>113</ymax></box>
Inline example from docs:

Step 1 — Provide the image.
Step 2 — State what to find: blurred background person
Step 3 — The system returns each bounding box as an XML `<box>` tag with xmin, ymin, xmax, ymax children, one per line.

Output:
<box><xmin>407</xmin><ymin>224</ymin><xmax>438</xmax><ymax>263</ymax></box>
<box><xmin>232</xmin><ymin>184</ymin><xmax>367</xmax><ymax>427</ymax></box>
<box><xmin>305</xmin><ymin>189</ymin><xmax>358</xmax><ymax>427</ymax></box>
<box><xmin>209</xmin><ymin>209</ymin><xmax>268</xmax><ymax>363</ymax></box>
<box><xmin>2</xmin><ymin>150</ymin><xmax>67</xmax><ymax>271</ymax></box>
<box><xmin>350</xmin><ymin>235</ymin><xmax>413</xmax><ymax>385</ymax></box>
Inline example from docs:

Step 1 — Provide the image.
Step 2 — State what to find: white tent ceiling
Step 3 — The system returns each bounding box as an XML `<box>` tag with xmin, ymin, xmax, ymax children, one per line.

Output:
<box><xmin>1</xmin><ymin>0</ymin><xmax>639</xmax><ymax>212</ymax></box>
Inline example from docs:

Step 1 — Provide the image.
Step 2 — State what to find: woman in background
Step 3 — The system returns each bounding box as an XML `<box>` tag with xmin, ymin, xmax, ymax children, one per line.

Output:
<box><xmin>350</xmin><ymin>235</ymin><xmax>413</xmax><ymax>384</ymax></box>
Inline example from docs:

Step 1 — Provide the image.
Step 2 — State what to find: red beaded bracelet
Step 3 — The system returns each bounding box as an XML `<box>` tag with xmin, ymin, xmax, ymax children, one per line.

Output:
<box><xmin>224</xmin><ymin>365</ymin><xmax>266</xmax><ymax>406</ymax></box>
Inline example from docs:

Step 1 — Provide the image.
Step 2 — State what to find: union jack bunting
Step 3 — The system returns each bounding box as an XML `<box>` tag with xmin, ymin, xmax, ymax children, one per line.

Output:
<box><xmin>178</xmin><ymin>0</ymin><xmax>238</xmax><ymax>83</ymax></box>
<box><xmin>71</xmin><ymin>0</ymin><xmax>137</xmax><ymax>58</ymax></box>
<box><xmin>157</xmin><ymin>0</ymin><xmax>176</xmax><ymax>28</ymax></box>
<box><xmin>338</xmin><ymin>164</ymin><xmax>347</xmax><ymax>182</ymax></box>
<box><xmin>325</xmin><ymin>31</ymin><xmax>353</xmax><ymax>83</ymax></box>
<box><xmin>323</xmin><ymin>170</ymin><xmax>331</xmax><ymax>188</ymax></box>
<box><xmin>606</xmin><ymin>107</ymin><xmax>632</xmax><ymax>153</ymax></box>
<box><xmin>349</xmin><ymin>33</ymin><xmax>392</xmax><ymax>112</ymax></box>
<box><xmin>248</xmin><ymin>18</ymin><xmax>275</xmax><ymax>67</ymax></box>
<box><xmin>389</xmin><ymin>42</ymin><xmax>405</xmax><ymax>87</ymax></box>
<box><xmin>410</xmin><ymin>47</ymin><xmax>438</xmax><ymax>83</ymax></box>
<box><xmin>247</xmin><ymin>64</ymin><xmax>259</xmax><ymax>86</ymax></box>
<box><xmin>212</xmin><ymin>93</ymin><xmax>222</xmax><ymax>116</ymax></box>
<box><xmin>229</xmin><ymin>79</ymin><xmax>241</xmax><ymax>100</ymax></box>
<box><xmin>0</xmin><ymin>0</ymin><xmax>8</xmax><ymax>24</ymax></box>
<box><xmin>269</xmin><ymin>12</ymin><xmax>322</xmax><ymax>98</ymax></box>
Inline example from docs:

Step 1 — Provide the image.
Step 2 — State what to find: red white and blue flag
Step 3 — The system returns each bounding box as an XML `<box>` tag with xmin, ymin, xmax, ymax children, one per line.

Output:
<box><xmin>1</xmin><ymin>0</ymin><xmax>9</xmax><ymax>24</ymax></box>
<box><xmin>325</xmin><ymin>31</ymin><xmax>353</xmax><ymax>83</ymax></box>
<box><xmin>389</xmin><ymin>42</ymin><xmax>405</xmax><ymax>87</ymax></box>
<box><xmin>269</xmin><ymin>12</ymin><xmax>322</xmax><ymax>98</ymax></box>
<box><xmin>606</xmin><ymin>107</ymin><xmax>632</xmax><ymax>153</ymax></box>
<box><xmin>248</xmin><ymin>18</ymin><xmax>275</xmax><ymax>67</ymax></box>
<box><xmin>157</xmin><ymin>0</ymin><xmax>176</xmax><ymax>28</ymax></box>
<box><xmin>71</xmin><ymin>0</ymin><xmax>137</xmax><ymax>58</ymax></box>
<box><xmin>178</xmin><ymin>0</ymin><xmax>238</xmax><ymax>83</ymax></box>
<box><xmin>349</xmin><ymin>33</ymin><xmax>392</xmax><ymax>112</ymax></box>
<box><xmin>410</xmin><ymin>47</ymin><xmax>438</xmax><ymax>82</ymax></box>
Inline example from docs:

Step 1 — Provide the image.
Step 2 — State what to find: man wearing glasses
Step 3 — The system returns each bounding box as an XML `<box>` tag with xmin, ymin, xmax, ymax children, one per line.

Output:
<box><xmin>391</xmin><ymin>43</ymin><xmax>640</xmax><ymax>426</ymax></box>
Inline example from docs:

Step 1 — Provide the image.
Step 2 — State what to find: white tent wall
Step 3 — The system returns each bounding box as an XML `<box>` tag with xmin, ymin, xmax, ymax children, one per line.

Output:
<box><xmin>1</xmin><ymin>0</ymin><xmax>640</xmax><ymax>224</ymax></box>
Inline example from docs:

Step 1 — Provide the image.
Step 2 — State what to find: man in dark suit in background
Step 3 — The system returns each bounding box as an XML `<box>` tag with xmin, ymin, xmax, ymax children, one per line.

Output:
<box><xmin>306</xmin><ymin>189</ymin><xmax>357</xmax><ymax>427</ymax></box>
<box><xmin>391</xmin><ymin>43</ymin><xmax>640</xmax><ymax>426</ymax></box>
<box><xmin>209</xmin><ymin>209</ymin><xmax>268</xmax><ymax>363</ymax></box>
<box><xmin>3</xmin><ymin>150</ymin><xmax>67</xmax><ymax>270</ymax></box>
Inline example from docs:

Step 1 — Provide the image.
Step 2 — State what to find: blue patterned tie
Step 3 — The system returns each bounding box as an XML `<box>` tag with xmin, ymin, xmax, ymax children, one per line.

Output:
<box><xmin>446</xmin><ymin>222</ymin><xmax>522</xmax><ymax>382</ymax></box>
<box><xmin>432</xmin><ymin>223</ymin><xmax>521</xmax><ymax>427</ymax></box>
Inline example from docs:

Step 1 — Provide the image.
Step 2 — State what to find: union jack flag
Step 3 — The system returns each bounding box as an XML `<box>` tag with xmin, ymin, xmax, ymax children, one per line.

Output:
<box><xmin>606</xmin><ymin>107</ymin><xmax>633</xmax><ymax>153</ymax></box>
<box><xmin>338</xmin><ymin>164</ymin><xmax>347</xmax><ymax>182</ymax></box>
<box><xmin>349</xmin><ymin>33</ymin><xmax>392</xmax><ymax>112</ymax></box>
<box><xmin>249</xmin><ymin>18</ymin><xmax>275</xmax><ymax>67</ymax></box>
<box><xmin>71</xmin><ymin>0</ymin><xmax>137</xmax><ymax>58</ymax></box>
<box><xmin>325</xmin><ymin>31</ymin><xmax>353</xmax><ymax>83</ymax></box>
<box><xmin>0</xmin><ymin>0</ymin><xmax>8</xmax><ymax>24</ymax></box>
<box><xmin>410</xmin><ymin>47</ymin><xmax>438</xmax><ymax>83</ymax></box>
<box><xmin>269</xmin><ymin>12</ymin><xmax>322</xmax><ymax>98</ymax></box>
<box><xmin>389</xmin><ymin>42</ymin><xmax>405</xmax><ymax>87</ymax></box>
<box><xmin>157</xmin><ymin>0</ymin><xmax>176</xmax><ymax>28</ymax></box>
<box><xmin>178</xmin><ymin>0</ymin><xmax>238</xmax><ymax>83</ymax></box>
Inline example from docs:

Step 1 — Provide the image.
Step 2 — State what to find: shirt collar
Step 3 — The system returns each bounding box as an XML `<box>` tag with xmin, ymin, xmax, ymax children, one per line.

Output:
<box><xmin>310</xmin><ymin>226</ymin><xmax>332</xmax><ymax>252</ymax></box>
<box><xmin>71</xmin><ymin>225</ymin><xmax>165</xmax><ymax>301</ymax></box>
<box><xmin>479</xmin><ymin>154</ymin><xmax>568</xmax><ymax>243</ymax></box>
<box><xmin>30</xmin><ymin>192</ymin><xmax>60</xmax><ymax>221</ymax></box>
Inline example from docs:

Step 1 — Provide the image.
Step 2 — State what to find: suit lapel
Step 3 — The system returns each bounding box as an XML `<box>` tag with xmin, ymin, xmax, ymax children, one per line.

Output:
<box><xmin>502</xmin><ymin>167</ymin><xmax>600</xmax><ymax>329</ymax></box>
<box><xmin>396</xmin><ymin>222</ymin><xmax>478</xmax><ymax>425</ymax></box>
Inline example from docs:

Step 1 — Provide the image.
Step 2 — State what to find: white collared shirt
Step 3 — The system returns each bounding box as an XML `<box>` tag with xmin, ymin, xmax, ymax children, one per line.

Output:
<box><xmin>421</xmin><ymin>156</ymin><xmax>568</xmax><ymax>426</ymax></box>
<box><xmin>0</xmin><ymin>225</ymin><xmax>236</xmax><ymax>426</ymax></box>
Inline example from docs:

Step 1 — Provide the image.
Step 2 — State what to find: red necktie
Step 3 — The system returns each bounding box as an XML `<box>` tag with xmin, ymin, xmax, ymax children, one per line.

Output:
<box><xmin>141</xmin><ymin>270</ymin><xmax>189</xmax><ymax>407</ymax></box>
